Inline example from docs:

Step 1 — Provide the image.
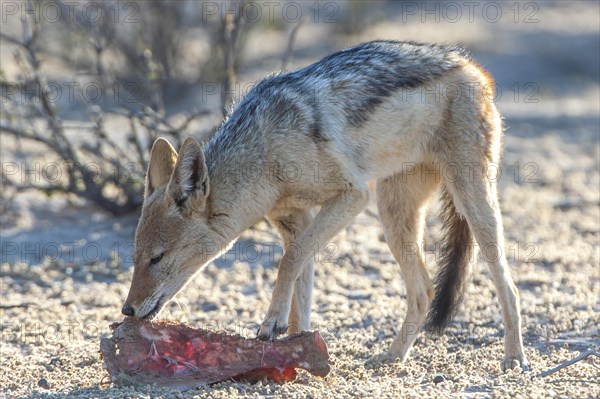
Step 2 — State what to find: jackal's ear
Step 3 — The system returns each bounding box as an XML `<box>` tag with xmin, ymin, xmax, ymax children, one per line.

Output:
<box><xmin>167</xmin><ymin>137</ymin><xmax>209</xmax><ymax>211</ymax></box>
<box><xmin>145</xmin><ymin>138</ymin><xmax>178</xmax><ymax>198</ymax></box>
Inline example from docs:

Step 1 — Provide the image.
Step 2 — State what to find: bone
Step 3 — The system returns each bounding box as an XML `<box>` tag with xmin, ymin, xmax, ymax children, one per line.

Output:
<box><xmin>100</xmin><ymin>318</ymin><xmax>330</xmax><ymax>390</ymax></box>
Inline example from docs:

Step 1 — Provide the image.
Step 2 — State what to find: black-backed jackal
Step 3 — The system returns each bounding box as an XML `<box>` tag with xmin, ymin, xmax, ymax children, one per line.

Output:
<box><xmin>122</xmin><ymin>41</ymin><xmax>528</xmax><ymax>371</ymax></box>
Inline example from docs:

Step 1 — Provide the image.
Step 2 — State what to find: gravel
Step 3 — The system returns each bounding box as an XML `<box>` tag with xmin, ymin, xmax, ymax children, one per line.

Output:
<box><xmin>1</xmin><ymin>2</ymin><xmax>599</xmax><ymax>398</ymax></box>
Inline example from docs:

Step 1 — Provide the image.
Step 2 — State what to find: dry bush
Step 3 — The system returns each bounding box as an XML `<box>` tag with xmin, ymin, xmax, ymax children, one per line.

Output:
<box><xmin>0</xmin><ymin>0</ymin><xmax>300</xmax><ymax>215</ymax></box>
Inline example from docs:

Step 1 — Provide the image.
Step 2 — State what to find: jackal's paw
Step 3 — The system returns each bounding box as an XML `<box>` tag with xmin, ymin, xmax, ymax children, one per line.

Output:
<box><xmin>501</xmin><ymin>356</ymin><xmax>529</xmax><ymax>372</ymax></box>
<box><xmin>365</xmin><ymin>352</ymin><xmax>400</xmax><ymax>367</ymax></box>
<box><xmin>256</xmin><ymin>317</ymin><xmax>288</xmax><ymax>340</ymax></box>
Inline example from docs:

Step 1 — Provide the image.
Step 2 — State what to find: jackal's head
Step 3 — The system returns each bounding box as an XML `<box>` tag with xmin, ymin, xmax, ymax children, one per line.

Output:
<box><xmin>122</xmin><ymin>137</ymin><xmax>214</xmax><ymax>319</ymax></box>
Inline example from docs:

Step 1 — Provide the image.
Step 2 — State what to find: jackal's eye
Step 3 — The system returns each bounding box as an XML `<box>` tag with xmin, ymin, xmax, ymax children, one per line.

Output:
<box><xmin>149</xmin><ymin>253</ymin><xmax>164</xmax><ymax>266</ymax></box>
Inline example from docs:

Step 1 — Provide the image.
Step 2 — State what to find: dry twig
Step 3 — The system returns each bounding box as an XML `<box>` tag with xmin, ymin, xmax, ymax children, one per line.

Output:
<box><xmin>536</xmin><ymin>349</ymin><xmax>600</xmax><ymax>378</ymax></box>
<box><xmin>281</xmin><ymin>18</ymin><xmax>304</xmax><ymax>72</ymax></box>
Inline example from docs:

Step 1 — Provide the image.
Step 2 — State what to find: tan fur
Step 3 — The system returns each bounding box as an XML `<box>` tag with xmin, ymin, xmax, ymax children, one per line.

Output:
<box><xmin>123</xmin><ymin>52</ymin><xmax>527</xmax><ymax>371</ymax></box>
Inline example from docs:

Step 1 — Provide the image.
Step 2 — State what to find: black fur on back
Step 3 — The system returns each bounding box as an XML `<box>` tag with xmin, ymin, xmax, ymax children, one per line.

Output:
<box><xmin>424</xmin><ymin>185</ymin><xmax>474</xmax><ymax>334</ymax></box>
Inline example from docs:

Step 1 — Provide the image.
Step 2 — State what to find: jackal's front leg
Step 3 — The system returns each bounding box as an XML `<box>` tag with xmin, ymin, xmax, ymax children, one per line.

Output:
<box><xmin>269</xmin><ymin>208</ymin><xmax>315</xmax><ymax>334</ymax></box>
<box><xmin>257</xmin><ymin>187</ymin><xmax>369</xmax><ymax>340</ymax></box>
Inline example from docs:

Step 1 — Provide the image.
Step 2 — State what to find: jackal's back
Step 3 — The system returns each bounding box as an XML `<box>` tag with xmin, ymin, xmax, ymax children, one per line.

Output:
<box><xmin>254</xmin><ymin>40</ymin><xmax>465</xmax><ymax>127</ymax></box>
<box><xmin>211</xmin><ymin>41</ymin><xmax>468</xmax><ymax>154</ymax></box>
<box><xmin>206</xmin><ymin>40</ymin><xmax>486</xmax><ymax>193</ymax></box>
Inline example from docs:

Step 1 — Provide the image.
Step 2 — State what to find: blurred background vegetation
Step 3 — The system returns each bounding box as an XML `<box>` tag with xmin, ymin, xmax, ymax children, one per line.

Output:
<box><xmin>0</xmin><ymin>0</ymin><xmax>388</xmax><ymax>215</ymax></box>
<box><xmin>1</xmin><ymin>0</ymin><xmax>598</xmax><ymax>218</ymax></box>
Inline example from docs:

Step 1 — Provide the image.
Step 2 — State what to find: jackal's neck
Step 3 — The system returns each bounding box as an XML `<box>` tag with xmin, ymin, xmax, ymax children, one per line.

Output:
<box><xmin>202</xmin><ymin>119</ymin><xmax>278</xmax><ymax>245</ymax></box>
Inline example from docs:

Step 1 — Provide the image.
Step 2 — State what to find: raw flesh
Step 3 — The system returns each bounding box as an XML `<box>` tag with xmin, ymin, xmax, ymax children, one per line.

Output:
<box><xmin>100</xmin><ymin>318</ymin><xmax>331</xmax><ymax>390</ymax></box>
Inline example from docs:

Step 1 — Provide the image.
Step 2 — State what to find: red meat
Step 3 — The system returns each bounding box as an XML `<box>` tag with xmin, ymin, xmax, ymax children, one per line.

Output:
<box><xmin>100</xmin><ymin>318</ymin><xmax>330</xmax><ymax>390</ymax></box>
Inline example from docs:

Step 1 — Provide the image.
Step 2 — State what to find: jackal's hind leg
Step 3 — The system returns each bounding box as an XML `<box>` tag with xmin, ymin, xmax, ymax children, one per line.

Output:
<box><xmin>367</xmin><ymin>165</ymin><xmax>439</xmax><ymax>365</ymax></box>
<box><xmin>445</xmin><ymin>163</ymin><xmax>528</xmax><ymax>371</ymax></box>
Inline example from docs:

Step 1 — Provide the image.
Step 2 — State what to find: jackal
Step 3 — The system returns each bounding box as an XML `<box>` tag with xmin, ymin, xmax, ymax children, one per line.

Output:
<box><xmin>122</xmin><ymin>40</ymin><xmax>528</xmax><ymax>371</ymax></box>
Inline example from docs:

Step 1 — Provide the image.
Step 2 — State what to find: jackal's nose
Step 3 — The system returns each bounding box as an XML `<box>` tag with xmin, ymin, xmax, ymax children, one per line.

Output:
<box><xmin>121</xmin><ymin>304</ymin><xmax>135</xmax><ymax>316</ymax></box>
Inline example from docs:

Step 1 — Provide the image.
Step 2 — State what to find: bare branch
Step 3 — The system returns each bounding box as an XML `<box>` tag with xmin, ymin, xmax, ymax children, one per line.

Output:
<box><xmin>537</xmin><ymin>349</ymin><xmax>600</xmax><ymax>378</ymax></box>
<box><xmin>3</xmin><ymin>177</ymin><xmax>69</xmax><ymax>197</ymax></box>
<box><xmin>129</xmin><ymin>117</ymin><xmax>148</xmax><ymax>171</ymax></box>
<box><xmin>0</xmin><ymin>32</ymin><xmax>24</xmax><ymax>46</ymax></box>
<box><xmin>1</xmin><ymin>1</ymin><xmax>224</xmax><ymax>215</ymax></box>
<box><xmin>221</xmin><ymin>1</ymin><xmax>245</xmax><ymax>117</ymax></box>
<box><xmin>281</xmin><ymin>19</ymin><xmax>304</xmax><ymax>72</ymax></box>
<box><xmin>0</xmin><ymin>122</ymin><xmax>61</xmax><ymax>153</ymax></box>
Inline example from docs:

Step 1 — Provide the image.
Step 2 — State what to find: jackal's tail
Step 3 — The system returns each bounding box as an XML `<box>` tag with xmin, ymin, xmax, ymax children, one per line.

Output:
<box><xmin>424</xmin><ymin>185</ymin><xmax>475</xmax><ymax>333</ymax></box>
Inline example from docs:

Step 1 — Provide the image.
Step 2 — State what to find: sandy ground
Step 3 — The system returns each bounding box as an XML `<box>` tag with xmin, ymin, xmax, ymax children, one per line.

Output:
<box><xmin>1</xmin><ymin>1</ymin><xmax>599</xmax><ymax>398</ymax></box>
